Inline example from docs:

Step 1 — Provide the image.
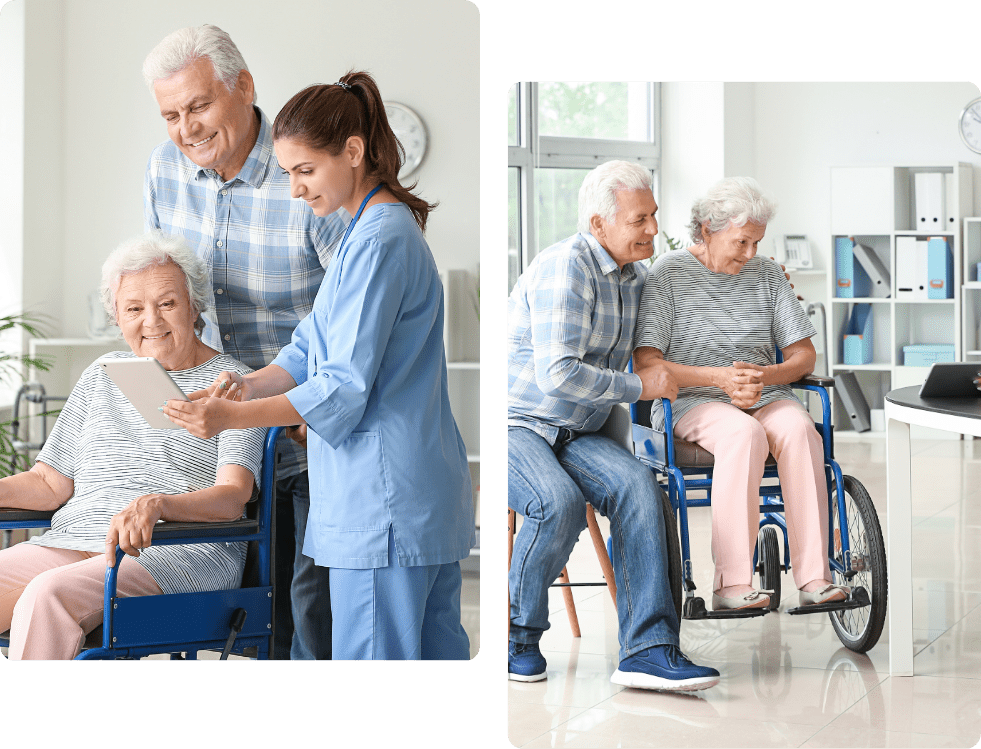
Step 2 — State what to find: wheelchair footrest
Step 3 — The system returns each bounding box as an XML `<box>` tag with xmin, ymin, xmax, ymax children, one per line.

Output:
<box><xmin>785</xmin><ymin>586</ymin><xmax>871</xmax><ymax>616</ymax></box>
<box><xmin>683</xmin><ymin>597</ymin><xmax>769</xmax><ymax>620</ymax></box>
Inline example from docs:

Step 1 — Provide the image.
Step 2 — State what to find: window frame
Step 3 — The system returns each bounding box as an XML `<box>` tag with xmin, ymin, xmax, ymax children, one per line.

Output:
<box><xmin>508</xmin><ymin>81</ymin><xmax>661</xmax><ymax>288</ymax></box>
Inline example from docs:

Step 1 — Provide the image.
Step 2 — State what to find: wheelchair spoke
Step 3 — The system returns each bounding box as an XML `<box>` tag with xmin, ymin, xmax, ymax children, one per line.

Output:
<box><xmin>828</xmin><ymin>475</ymin><xmax>887</xmax><ymax>653</ymax></box>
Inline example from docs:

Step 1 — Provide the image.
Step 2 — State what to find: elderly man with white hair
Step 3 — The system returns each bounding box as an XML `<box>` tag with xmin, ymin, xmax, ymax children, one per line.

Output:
<box><xmin>507</xmin><ymin>160</ymin><xmax>720</xmax><ymax>691</ymax></box>
<box><xmin>141</xmin><ymin>24</ymin><xmax>344</xmax><ymax>660</ymax></box>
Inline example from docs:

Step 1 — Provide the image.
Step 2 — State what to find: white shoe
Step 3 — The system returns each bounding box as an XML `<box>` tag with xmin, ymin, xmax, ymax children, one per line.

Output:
<box><xmin>799</xmin><ymin>583</ymin><xmax>849</xmax><ymax>606</ymax></box>
<box><xmin>712</xmin><ymin>589</ymin><xmax>770</xmax><ymax>611</ymax></box>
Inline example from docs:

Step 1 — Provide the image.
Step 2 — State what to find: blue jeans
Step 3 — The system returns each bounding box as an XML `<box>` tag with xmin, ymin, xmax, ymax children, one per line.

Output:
<box><xmin>508</xmin><ymin>426</ymin><xmax>679</xmax><ymax>661</ymax></box>
<box><xmin>274</xmin><ymin>472</ymin><xmax>332</xmax><ymax>660</ymax></box>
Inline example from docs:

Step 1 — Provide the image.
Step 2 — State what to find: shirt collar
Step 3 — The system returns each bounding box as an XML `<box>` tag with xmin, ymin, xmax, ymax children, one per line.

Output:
<box><xmin>193</xmin><ymin>106</ymin><xmax>274</xmax><ymax>188</ymax></box>
<box><xmin>583</xmin><ymin>232</ymin><xmax>639</xmax><ymax>282</ymax></box>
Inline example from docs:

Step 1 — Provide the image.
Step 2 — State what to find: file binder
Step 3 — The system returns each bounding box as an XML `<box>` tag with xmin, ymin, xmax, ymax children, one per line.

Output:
<box><xmin>851</xmin><ymin>240</ymin><xmax>891</xmax><ymax>297</ymax></box>
<box><xmin>915</xmin><ymin>172</ymin><xmax>945</xmax><ymax>228</ymax></box>
<box><xmin>842</xmin><ymin>303</ymin><xmax>873</xmax><ymax>365</ymax></box>
<box><xmin>914</xmin><ymin>238</ymin><xmax>930</xmax><ymax>300</ymax></box>
<box><xmin>834</xmin><ymin>237</ymin><xmax>854</xmax><ymax>298</ymax></box>
<box><xmin>896</xmin><ymin>236</ymin><xmax>917</xmax><ymax>299</ymax></box>
<box><xmin>927</xmin><ymin>236</ymin><xmax>953</xmax><ymax>299</ymax></box>
<box><xmin>835</xmin><ymin>237</ymin><xmax>871</xmax><ymax>298</ymax></box>
<box><xmin>945</xmin><ymin>172</ymin><xmax>957</xmax><ymax>230</ymax></box>
<box><xmin>834</xmin><ymin>371</ymin><xmax>871</xmax><ymax>432</ymax></box>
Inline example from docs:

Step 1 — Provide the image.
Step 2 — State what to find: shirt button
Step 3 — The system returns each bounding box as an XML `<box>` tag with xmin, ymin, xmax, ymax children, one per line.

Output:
<box><xmin>215</xmin><ymin>288</ymin><xmax>223</xmax><ymax>295</ymax></box>
<box><xmin>224</xmin><ymin>334</ymin><xmax>231</xmax><ymax>341</ymax></box>
<box><xmin>221</xmin><ymin>190</ymin><xmax>228</xmax><ymax>196</ymax></box>
<box><xmin>216</xmin><ymin>240</ymin><xmax>223</xmax><ymax>248</ymax></box>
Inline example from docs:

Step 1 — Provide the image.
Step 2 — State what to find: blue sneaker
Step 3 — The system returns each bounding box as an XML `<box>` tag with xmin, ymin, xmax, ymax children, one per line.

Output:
<box><xmin>611</xmin><ymin>644</ymin><xmax>719</xmax><ymax>691</ymax></box>
<box><xmin>509</xmin><ymin>641</ymin><xmax>547</xmax><ymax>682</ymax></box>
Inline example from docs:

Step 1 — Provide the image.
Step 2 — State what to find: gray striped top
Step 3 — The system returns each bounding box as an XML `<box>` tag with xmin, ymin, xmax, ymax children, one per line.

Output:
<box><xmin>634</xmin><ymin>250</ymin><xmax>815</xmax><ymax>431</ymax></box>
<box><xmin>28</xmin><ymin>351</ymin><xmax>266</xmax><ymax>595</ymax></box>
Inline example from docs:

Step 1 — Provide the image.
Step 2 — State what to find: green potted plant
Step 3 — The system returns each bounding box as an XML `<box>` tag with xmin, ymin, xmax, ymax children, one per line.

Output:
<box><xmin>0</xmin><ymin>313</ymin><xmax>53</xmax><ymax>478</ymax></box>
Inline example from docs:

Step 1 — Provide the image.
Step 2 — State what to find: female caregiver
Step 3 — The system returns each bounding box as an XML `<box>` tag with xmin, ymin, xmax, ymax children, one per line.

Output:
<box><xmin>163</xmin><ymin>71</ymin><xmax>475</xmax><ymax>660</ymax></box>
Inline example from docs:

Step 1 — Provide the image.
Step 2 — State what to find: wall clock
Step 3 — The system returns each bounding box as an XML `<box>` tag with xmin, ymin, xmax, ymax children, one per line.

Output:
<box><xmin>385</xmin><ymin>102</ymin><xmax>428</xmax><ymax>179</ymax></box>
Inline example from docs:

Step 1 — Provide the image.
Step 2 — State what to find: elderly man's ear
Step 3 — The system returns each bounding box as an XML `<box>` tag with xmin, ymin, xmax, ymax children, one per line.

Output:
<box><xmin>236</xmin><ymin>69</ymin><xmax>255</xmax><ymax>105</ymax></box>
<box><xmin>589</xmin><ymin>214</ymin><xmax>607</xmax><ymax>242</ymax></box>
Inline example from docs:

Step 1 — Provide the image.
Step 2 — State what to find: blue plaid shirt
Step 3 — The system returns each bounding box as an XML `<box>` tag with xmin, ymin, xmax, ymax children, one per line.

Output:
<box><xmin>507</xmin><ymin>231</ymin><xmax>645</xmax><ymax>445</ymax></box>
<box><xmin>144</xmin><ymin>107</ymin><xmax>347</xmax><ymax>475</ymax></box>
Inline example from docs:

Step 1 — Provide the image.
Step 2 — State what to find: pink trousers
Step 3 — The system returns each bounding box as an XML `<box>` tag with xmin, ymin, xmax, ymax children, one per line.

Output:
<box><xmin>0</xmin><ymin>543</ymin><xmax>161</xmax><ymax>660</ymax></box>
<box><xmin>674</xmin><ymin>399</ymin><xmax>830</xmax><ymax>593</ymax></box>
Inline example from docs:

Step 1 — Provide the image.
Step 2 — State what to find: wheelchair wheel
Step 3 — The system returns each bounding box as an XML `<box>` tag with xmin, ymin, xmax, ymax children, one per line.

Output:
<box><xmin>757</xmin><ymin>525</ymin><xmax>782</xmax><ymax>612</ymax></box>
<box><xmin>829</xmin><ymin>475</ymin><xmax>887</xmax><ymax>653</ymax></box>
<box><xmin>659</xmin><ymin>487</ymin><xmax>684</xmax><ymax>625</ymax></box>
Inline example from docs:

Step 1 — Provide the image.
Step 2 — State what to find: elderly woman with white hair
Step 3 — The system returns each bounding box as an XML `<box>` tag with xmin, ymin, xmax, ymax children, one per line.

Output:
<box><xmin>0</xmin><ymin>231</ymin><xmax>266</xmax><ymax>659</ymax></box>
<box><xmin>633</xmin><ymin>177</ymin><xmax>847</xmax><ymax>612</ymax></box>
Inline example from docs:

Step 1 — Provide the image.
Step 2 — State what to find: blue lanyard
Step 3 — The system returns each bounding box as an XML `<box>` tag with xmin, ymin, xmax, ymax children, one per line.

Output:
<box><xmin>338</xmin><ymin>183</ymin><xmax>384</xmax><ymax>254</ymax></box>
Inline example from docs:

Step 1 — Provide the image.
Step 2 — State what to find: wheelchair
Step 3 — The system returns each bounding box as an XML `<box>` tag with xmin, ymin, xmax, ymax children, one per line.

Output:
<box><xmin>629</xmin><ymin>375</ymin><xmax>887</xmax><ymax>654</ymax></box>
<box><xmin>0</xmin><ymin>426</ymin><xmax>282</xmax><ymax>660</ymax></box>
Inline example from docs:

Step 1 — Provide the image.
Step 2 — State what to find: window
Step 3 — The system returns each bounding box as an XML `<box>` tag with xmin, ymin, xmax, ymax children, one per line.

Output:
<box><xmin>507</xmin><ymin>82</ymin><xmax>660</xmax><ymax>294</ymax></box>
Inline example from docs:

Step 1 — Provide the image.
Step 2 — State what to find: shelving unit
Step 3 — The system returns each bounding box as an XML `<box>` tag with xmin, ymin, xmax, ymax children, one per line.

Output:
<box><xmin>440</xmin><ymin>269</ymin><xmax>481</xmax><ymax>571</ymax></box>
<box><xmin>829</xmin><ymin>164</ymin><xmax>974</xmax><ymax>439</ymax></box>
<box><xmin>961</xmin><ymin>218</ymin><xmax>981</xmax><ymax>358</ymax></box>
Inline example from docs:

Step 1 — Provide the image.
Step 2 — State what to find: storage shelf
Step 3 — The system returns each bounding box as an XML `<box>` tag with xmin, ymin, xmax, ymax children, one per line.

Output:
<box><xmin>834</xmin><ymin>430</ymin><xmax>886</xmax><ymax>441</ymax></box>
<box><xmin>832</xmin><ymin>363</ymin><xmax>893</xmax><ymax>371</ymax></box>
<box><xmin>829</xmin><ymin>164</ymin><xmax>972</xmax><ymax>438</ymax></box>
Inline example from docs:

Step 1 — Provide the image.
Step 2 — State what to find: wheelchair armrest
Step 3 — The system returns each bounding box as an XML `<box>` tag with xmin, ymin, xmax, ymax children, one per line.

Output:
<box><xmin>793</xmin><ymin>374</ymin><xmax>835</xmax><ymax>389</ymax></box>
<box><xmin>0</xmin><ymin>507</ymin><xmax>55</xmax><ymax>526</ymax></box>
<box><xmin>148</xmin><ymin>518</ymin><xmax>260</xmax><ymax>542</ymax></box>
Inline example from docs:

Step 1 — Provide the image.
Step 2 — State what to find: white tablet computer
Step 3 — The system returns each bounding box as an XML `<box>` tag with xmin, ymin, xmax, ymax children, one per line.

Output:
<box><xmin>917</xmin><ymin>362</ymin><xmax>981</xmax><ymax>398</ymax></box>
<box><xmin>97</xmin><ymin>356</ymin><xmax>190</xmax><ymax>429</ymax></box>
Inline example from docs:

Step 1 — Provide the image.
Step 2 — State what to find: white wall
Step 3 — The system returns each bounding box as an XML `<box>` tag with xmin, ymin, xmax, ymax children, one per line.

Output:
<box><xmin>751</xmin><ymin>82</ymin><xmax>981</xmax><ymax>275</ymax></box>
<box><xmin>661</xmin><ymin>81</ymin><xmax>981</xmax><ymax>305</ymax></box>
<box><xmin>2</xmin><ymin>0</ymin><xmax>478</xmax><ymax>338</ymax></box>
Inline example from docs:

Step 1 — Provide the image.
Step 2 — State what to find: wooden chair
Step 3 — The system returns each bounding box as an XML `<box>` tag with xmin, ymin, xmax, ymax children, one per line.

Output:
<box><xmin>507</xmin><ymin>407</ymin><xmax>630</xmax><ymax>637</ymax></box>
<box><xmin>508</xmin><ymin>506</ymin><xmax>616</xmax><ymax>638</ymax></box>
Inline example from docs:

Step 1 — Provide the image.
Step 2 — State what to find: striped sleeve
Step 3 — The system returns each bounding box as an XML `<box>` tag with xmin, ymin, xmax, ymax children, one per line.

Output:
<box><xmin>34</xmin><ymin>363</ymin><xmax>97</xmax><ymax>480</ymax></box>
<box><xmin>767</xmin><ymin>259</ymin><xmax>816</xmax><ymax>349</ymax></box>
<box><xmin>634</xmin><ymin>265</ymin><xmax>674</xmax><ymax>352</ymax></box>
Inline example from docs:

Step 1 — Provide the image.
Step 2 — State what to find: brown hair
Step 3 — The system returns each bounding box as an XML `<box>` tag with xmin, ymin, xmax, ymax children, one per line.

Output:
<box><xmin>273</xmin><ymin>71</ymin><xmax>436</xmax><ymax>232</ymax></box>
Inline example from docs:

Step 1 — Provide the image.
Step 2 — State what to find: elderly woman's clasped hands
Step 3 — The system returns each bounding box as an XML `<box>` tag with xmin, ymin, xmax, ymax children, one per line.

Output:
<box><xmin>721</xmin><ymin>362</ymin><xmax>765</xmax><ymax>409</ymax></box>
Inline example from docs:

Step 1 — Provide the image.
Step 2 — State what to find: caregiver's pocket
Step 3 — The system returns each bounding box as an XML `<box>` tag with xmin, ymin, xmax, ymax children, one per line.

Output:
<box><xmin>324</xmin><ymin>430</ymin><xmax>391</xmax><ymax>526</ymax></box>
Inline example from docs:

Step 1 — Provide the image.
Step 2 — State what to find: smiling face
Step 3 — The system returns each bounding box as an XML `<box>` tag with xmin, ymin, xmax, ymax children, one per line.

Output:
<box><xmin>701</xmin><ymin>220</ymin><xmax>767</xmax><ymax>275</ymax></box>
<box><xmin>115</xmin><ymin>262</ymin><xmax>201</xmax><ymax>371</ymax></box>
<box><xmin>153</xmin><ymin>57</ymin><xmax>257</xmax><ymax>181</ymax></box>
<box><xmin>590</xmin><ymin>189</ymin><xmax>659</xmax><ymax>269</ymax></box>
<box><xmin>274</xmin><ymin>136</ymin><xmax>362</xmax><ymax>217</ymax></box>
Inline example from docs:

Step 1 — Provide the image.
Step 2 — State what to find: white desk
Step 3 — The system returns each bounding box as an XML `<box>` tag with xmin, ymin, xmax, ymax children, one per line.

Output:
<box><xmin>884</xmin><ymin>386</ymin><xmax>981</xmax><ymax>675</ymax></box>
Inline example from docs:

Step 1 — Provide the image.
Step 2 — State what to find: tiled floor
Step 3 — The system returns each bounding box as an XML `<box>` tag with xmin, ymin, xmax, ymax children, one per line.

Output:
<box><xmin>508</xmin><ymin>436</ymin><xmax>981</xmax><ymax>747</ymax></box>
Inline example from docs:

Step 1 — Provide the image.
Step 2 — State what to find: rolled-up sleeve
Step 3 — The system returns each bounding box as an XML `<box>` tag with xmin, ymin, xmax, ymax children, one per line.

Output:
<box><xmin>281</xmin><ymin>238</ymin><xmax>403</xmax><ymax>450</ymax></box>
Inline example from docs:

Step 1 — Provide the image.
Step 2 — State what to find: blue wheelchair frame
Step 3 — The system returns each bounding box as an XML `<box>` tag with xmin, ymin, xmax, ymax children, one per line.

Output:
<box><xmin>629</xmin><ymin>375</ymin><xmax>881</xmax><ymax>645</ymax></box>
<box><xmin>0</xmin><ymin>426</ymin><xmax>282</xmax><ymax>660</ymax></box>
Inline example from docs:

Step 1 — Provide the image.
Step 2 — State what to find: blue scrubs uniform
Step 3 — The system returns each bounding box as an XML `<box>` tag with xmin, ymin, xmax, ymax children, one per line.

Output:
<box><xmin>272</xmin><ymin>201</ymin><xmax>475</xmax><ymax>659</ymax></box>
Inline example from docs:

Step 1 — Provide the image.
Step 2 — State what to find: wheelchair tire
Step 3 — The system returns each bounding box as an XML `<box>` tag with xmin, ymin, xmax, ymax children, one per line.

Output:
<box><xmin>757</xmin><ymin>525</ymin><xmax>782</xmax><ymax>612</ymax></box>
<box><xmin>659</xmin><ymin>487</ymin><xmax>684</xmax><ymax>625</ymax></box>
<box><xmin>828</xmin><ymin>475</ymin><xmax>887</xmax><ymax>653</ymax></box>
